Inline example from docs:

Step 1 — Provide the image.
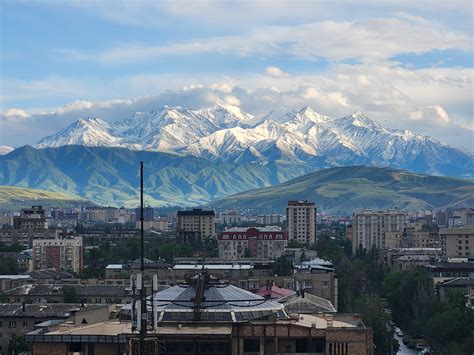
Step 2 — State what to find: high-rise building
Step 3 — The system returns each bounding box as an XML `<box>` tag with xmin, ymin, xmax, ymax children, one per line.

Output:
<box><xmin>177</xmin><ymin>209</ymin><xmax>215</xmax><ymax>242</ymax></box>
<box><xmin>32</xmin><ymin>236</ymin><xmax>83</xmax><ymax>273</ymax></box>
<box><xmin>13</xmin><ymin>206</ymin><xmax>48</xmax><ymax>230</ymax></box>
<box><xmin>352</xmin><ymin>208</ymin><xmax>408</xmax><ymax>254</ymax></box>
<box><xmin>135</xmin><ymin>206</ymin><xmax>154</xmax><ymax>222</ymax></box>
<box><xmin>286</xmin><ymin>200</ymin><xmax>317</xmax><ymax>245</ymax></box>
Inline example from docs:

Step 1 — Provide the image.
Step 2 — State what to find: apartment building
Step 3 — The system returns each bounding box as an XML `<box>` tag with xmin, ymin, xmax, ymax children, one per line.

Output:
<box><xmin>32</xmin><ymin>236</ymin><xmax>83</xmax><ymax>273</ymax></box>
<box><xmin>352</xmin><ymin>208</ymin><xmax>408</xmax><ymax>254</ymax></box>
<box><xmin>13</xmin><ymin>206</ymin><xmax>49</xmax><ymax>230</ymax></box>
<box><xmin>217</xmin><ymin>226</ymin><xmax>288</xmax><ymax>260</ymax></box>
<box><xmin>286</xmin><ymin>200</ymin><xmax>317</xmax><ymax>245</ymax></box>
<box><xmin>177</xmin><ymin>208</ymin><xmax>215</xmax><ymax>242</ymax></box>
<box><xmin>256</xmin><ymin>214</ymin><xmax>286</xmax><ymax>225</ymax></box>
<box><xmin>439</xmin><ymin>227</ymin><xmax>474</xmax><ymax>258</ymax></box>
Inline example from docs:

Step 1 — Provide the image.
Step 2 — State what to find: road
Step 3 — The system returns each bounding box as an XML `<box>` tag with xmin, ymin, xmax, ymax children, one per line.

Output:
<box><xmin>394</xmin><ymin>334</ymin><xmax>418</xmax><ymax>355</ymax></box>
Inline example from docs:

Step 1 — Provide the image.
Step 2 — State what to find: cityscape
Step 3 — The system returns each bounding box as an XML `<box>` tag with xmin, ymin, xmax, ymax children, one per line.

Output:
<box><xmin>1</xmin><ymin>1</ymin><xmax>473</xmax><ymax>355</ymax></box>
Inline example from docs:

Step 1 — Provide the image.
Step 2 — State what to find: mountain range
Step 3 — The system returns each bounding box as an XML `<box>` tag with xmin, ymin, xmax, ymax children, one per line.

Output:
<box><xmin>35</xmin><ymin>104</ymin><xmax>474</xmax><ymax>178</ymax></box>
<box><xmin>0</xmin><ymin>145</ymin><xmax>312</xmax><ymax>207</ymax></box>
<box><xmin>0</xmin><ymin>146</ymin><xmax>472</xmax><ymax>212</ymax></box>
<box><xmin>214</xmin><ymin>165</ymin><xmax>474</xmax><ymax>213</ymax></box>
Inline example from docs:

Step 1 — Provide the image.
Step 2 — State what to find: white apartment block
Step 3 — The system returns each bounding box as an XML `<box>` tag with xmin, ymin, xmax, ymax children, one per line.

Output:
<box><xmin>33</xmin><ymin>236</ymin><xmax>83</xmax><ymax>273</ymax></box>
<box><xmin>177</xmin><ymin>209</ymin><xmax>216</xmax><ymax>242</ymax></box>
<box><xmin>352</xmin><ymin>208</ymin><xmax>408</xmax><ymax>254</ymax></box>
<box><xmin>286</xmin><ymin>200</ymin><xmax>317</xmax><ymax>245</ymax></box>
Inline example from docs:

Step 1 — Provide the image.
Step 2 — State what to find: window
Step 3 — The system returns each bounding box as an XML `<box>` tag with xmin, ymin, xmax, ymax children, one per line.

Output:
<box><xmin>23</xmin><ymin>321</ymin><xmax>28</xmax><ymax>327</ymax></box>
<box><xmin>9</xmin><ymin>321</ymin><xmax>16</xmax><ymax>328</ymax></box>
<box><xmin>243</xmin><ymin>339</ymin><xmax>260</xmax><ymax>353</ymax></box>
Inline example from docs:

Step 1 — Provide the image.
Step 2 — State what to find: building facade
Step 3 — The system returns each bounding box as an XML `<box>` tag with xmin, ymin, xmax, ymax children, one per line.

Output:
<box><xmin>439</xmin><ymin>227</ymin><xmax>474</xmax><ymax>258</ymax></box>
<box><xmin>32</xmin><ymin>236</ymin><xmax>83</xmax><ymax>273</ymax></box>
<box><xmin>177</xmin><ymin>209</ymin><xmax>216</xmax><ymax>242</ymax></box>
<box><xmin>218</xmin><ymin>227</ymin><xmax>288</xmax><ymax>260</ymax></box>
<box><xmin>352</xmin><ymin>208</ymin><xmax>408</xmax><ymax>254</ymax></box>
<box><xmin>13</xmin><ymin>206</ymin><xmax>48</xmax><ymax>230</ymax></box>
<box><xmin>286</xmin><ymin>200</ymin><xmax>317</xmax><ymax>245</ymax></box>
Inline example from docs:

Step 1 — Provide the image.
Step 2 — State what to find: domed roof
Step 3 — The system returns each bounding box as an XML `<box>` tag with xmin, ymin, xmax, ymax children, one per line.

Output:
<box><xmin>123</xmin><ymin>273</ymin><xmax>287</xmax><ymax>323</ymax></box>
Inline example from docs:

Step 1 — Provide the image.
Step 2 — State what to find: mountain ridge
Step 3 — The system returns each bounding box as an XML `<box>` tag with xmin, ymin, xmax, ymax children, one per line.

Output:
<box><xmin>35</xmin><ymin>105</ymin><xmax>474</xmax><ymax>178</ymax></box>
<box><xmin>213</xmin><ymin>165</ymin><xmax>474</xmax><ymax>213</ymax></box>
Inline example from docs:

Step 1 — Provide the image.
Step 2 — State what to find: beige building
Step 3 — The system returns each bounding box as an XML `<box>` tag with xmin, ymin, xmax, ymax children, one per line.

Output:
<box><xmin>439</xmin><ymin>227</ymin><xmax>474</xmax><ymax>258</ymax></box>
<box><xmin>177</xmin><ymin>209</ymin><xmax>216</xmax><ymax>242</ymax></box>
<box><xmin>33</xmin><ymin>236</ymin><xmax>83</xmax><ymax>273</ymax></box>
<box><xmin>352</xmin><ymin>208</ymin><xmax>407</xmax><ymax>254</ymax></box>
<box><xmin>135</xmin><ymin>218</ymin><xmax>168</xmax><ymax>231</ymax></box>
<box><xmin>286</xmin><ymin>200</ymin><xmax>317</xmax><ymax>245</ymax></box>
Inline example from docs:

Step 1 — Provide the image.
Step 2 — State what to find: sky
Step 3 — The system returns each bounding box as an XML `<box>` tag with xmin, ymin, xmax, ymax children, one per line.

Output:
<box><xmin>0</xmin><ymin>0</ymin><xmax>473</xmax><ymax>151</ymax></box>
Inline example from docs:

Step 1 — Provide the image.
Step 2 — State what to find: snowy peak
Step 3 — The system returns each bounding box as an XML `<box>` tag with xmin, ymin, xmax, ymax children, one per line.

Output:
<box><xmin>36</xmin><ymin>117</ymin><xmax>119</xmax><ymax>148</ymax></box>
<box><xmin>0</xmin><ymin>146</ymin><xmax>14</xmax><ymax>155</ymax></box>
<box><xmin>33</xmin><ymin>104</ymin><xmax>473</xmax><ymax>178</ymax></box>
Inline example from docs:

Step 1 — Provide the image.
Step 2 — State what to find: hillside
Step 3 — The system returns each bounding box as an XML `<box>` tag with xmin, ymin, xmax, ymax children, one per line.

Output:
<box><xmin>213</xmin><ymin>166</ymin><xmax>474</xmax><ymax>213</ymax></box>
<box><xmin>0</xmin><ymin>185</ymin><xmax>89</xmax><ymax>210</ymax></box>
<box><xmin>0</xmin><ymin>145</ymin><xmax>313</xmax><ymax>207</ymax></box>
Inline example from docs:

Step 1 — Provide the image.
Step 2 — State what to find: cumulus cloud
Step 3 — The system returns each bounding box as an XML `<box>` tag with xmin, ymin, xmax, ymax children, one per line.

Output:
<box><xmin>265</xmin><ymin>66</ymin><xmax>289</xmax><ymax>78</ymax></box>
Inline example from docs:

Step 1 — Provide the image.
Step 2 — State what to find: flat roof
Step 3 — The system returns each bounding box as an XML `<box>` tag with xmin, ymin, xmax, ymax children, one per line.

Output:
<box><xmin>173</xmin><ymin>264</ymin><xmax>253</xmax><ymax>270</ymax></box>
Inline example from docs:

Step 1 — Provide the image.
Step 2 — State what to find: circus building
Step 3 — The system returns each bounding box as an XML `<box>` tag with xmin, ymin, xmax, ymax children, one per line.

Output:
<box><xmin>27</xmin><ymin>271</ymin><xmax>373</xmax><ymax>355</ymax></box>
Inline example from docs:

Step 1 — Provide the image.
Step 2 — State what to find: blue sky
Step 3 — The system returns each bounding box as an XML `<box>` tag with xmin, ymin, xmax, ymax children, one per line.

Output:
<box><xmin>0</xmin><ymin>0</ymin><xmax>473</xmax><ymax>150</ymax></box>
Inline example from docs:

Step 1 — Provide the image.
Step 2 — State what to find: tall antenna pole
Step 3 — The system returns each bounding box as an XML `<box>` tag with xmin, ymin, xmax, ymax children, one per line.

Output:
<box><xmin>139</xmin><ymin>161</ymin><xmax>147</xmax><ymax>348</ymax></box>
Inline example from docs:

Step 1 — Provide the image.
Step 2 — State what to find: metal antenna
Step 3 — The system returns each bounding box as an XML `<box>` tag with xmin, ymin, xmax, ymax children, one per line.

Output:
<box><xmin>139</xmin><ymin>161</ymin><xmax>147</xmax><ymax>350</ymax></box>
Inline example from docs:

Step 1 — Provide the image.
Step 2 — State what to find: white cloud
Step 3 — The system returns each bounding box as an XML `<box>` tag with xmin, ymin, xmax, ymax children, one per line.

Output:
<box><xmin>265</xmin><ymin>66</ymin><xmax>289</xmax><ymax>78</ymax></box>
<box><xmin>57</xmin><ymin>14</ymin><xmax>470</xmax><ymax>65</ymax></box>
<box><xmin>1</xmin><ymin>108</ymin><xmax>30</xmax><ymax>120</ymax></box>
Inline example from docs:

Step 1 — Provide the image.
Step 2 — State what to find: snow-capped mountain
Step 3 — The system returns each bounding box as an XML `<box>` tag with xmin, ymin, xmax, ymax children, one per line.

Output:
<box><xmin>35</xmin><ymin>104</ymin><xmax>474</xmax><ymax>177</ymax></box>
<box><xmin>0</xmin><ymin>146</ymin><xmax>14</xmax><ymax>155</ymax></box>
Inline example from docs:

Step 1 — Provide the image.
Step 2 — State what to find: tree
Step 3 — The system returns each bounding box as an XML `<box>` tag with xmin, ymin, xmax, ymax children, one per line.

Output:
<box><xmin>0</xmin><ymin>257</ymin><xmax>19</xmax><ymax>275</ymax></box>
<box><xmin>62</xmin><ymin>285</ymin><xmax>80</xmax><ymax>303</ymax></box>
<box><xmin>272</xmin><ymin>256</ymin><xmax>293</xmax><ymax>276</ymax></box>
<box><xmin>354</xmin><ymin>295</ymin><xmax>394</xmax><ymax>355</ymax></box>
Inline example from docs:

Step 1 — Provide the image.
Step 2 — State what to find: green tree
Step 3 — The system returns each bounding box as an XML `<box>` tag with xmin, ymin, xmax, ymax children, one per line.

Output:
<box><xmin>0</xmin><ymin>257</ymin><xmax>19</xmax><ymax>274</ymax></box>
<box><xmin>62</xmin><ymin>285</ymin><xmax>80</xmax><ymax>303</ymax></box>
<box><xmin>354</xmin><ymin>295</ymin><xmax>394</xmax><ymax>355</ymax></box>
<box><xmin>272</xmin><ymin>256</ymin><xmax>293</xmax><ymax>276</ymax></box>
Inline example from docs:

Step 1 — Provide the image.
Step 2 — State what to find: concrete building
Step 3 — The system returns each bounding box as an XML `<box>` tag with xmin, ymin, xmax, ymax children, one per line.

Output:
<box><xmin>177</xmin><ymin>208</ymin><xmax>216</xmax><ymax>242</ymax></box>
<box><xmin>13</xmin><ymin>206</ymin><xmax>49</xmax><ymax>230</ymax></box>
<box><xmin>352</xmin><ymin>208</ymin><xmax>408</xmax><ymax>254</ymax></box>
<box><xmin>135</xmin><ymin>206</ymin><xmax>154</xmax><ymax>222</ymax></box>
<box><xmin>286</xmin><ymin>200</ymin><xmax>317</xmax><ymax>245</ymax></box>
<box><xmin>28</xmin><ymin>273</ymin><xmax>373</xmax><ymax>355</ymax></box>
<box><xmin>218</xmin><ymin>227</ymin><xmax>288</xmax><ymax>260</ymax></box>
<box><xmin>0</xmin><ymin>303</ymin><xmax>110</xmax><ymax>355</ymax></box>
<box><xmin>256</xmin><ymin>214</ymin><xmax>286</xmax><ymax>225</ymax></box>
<box><xmin>439</xmin><ymin>227</ymin><xmax>474</xmax><ymax>258</ymax></box>
<box><xmin>220</xmin><ymin>211</ymin><xmax>243</xmax><ymax>225</ymax></box>
<box><xmin>4</xmin><ymin>284</ymin><xmax>133</xmax><ymax>305</ymax></box>
<box><xmin>32</xmin><ymin>236</ymin><xmax>83</xmax><ymax>273</ymax></box>
<box><xmin>135</xmin><ymin>218</ymin><xmax>168</xmax><ymax>231</ymax></box>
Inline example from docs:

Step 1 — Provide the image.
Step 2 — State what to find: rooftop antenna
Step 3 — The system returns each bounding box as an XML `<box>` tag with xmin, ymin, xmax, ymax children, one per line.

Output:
<box><xmin>139</xmin><ymin>161</ymin><xmax>147</xmax><ymax>352</ymax></box>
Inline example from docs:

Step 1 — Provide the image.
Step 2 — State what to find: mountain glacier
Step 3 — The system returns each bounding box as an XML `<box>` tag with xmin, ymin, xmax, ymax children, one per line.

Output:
<box><xmin>35</xmin><ymin>104</ymin><xmax>474</xmax><ymax>178</ymax></box>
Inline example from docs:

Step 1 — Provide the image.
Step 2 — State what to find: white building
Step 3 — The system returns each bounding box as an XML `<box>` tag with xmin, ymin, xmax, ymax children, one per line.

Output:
<box><xmin>352</xmin><ymin>208</ymin><xmax>408</xmax><ymax>254</ymax></box>
<box><xmin>286</xmin><ymin>201</ymin><xmax>317</xmax><ymax>245</ymax></box>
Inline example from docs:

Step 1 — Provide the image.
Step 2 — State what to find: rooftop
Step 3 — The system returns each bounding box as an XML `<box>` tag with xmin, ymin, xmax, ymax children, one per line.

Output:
<box><xmin>0</xmin><ymin>303</ymin><xmax>104</xmax><ymax>318</ymax></box>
